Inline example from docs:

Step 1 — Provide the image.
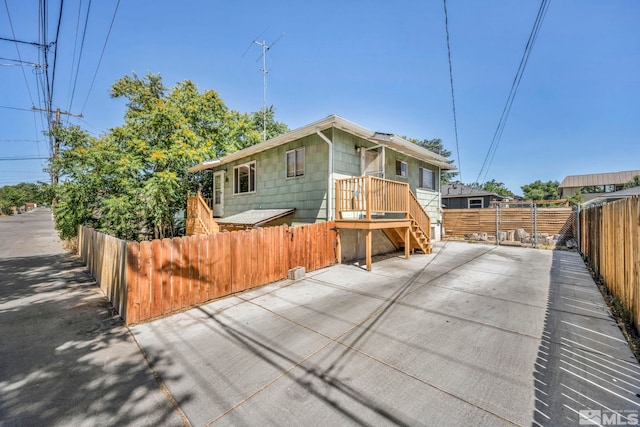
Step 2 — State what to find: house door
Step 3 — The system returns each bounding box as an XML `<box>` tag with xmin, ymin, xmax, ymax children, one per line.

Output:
<box><xmin>213</xmin><ymin>171</ymin><xmax>224</xmax><ymax>217</ymax></box>
<box><xmin>360</xmin><ymin>146</ymin><xmax>384</xmax><ymax>178</ymax></box>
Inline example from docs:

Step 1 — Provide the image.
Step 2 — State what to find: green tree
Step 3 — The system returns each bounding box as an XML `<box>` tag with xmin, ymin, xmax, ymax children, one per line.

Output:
<box><xmin>480</xmin><ymin>179</ymin><xmax>515</xmax><ymax>198</ymax></box>
<box><xmin>52</xmin><ymin>72</ymin><xmax>277</xmax><ymax>240</ymax></box>
<box><xmin>521</xmin><ymin>180</ymin><xmax>559</xmax><ymax>200</ymax></box>
<box><xmin>624</xmin><ymin>175</ymin><xmax>640</xmax><ymax>189</ymax></box>
<box><xmin>409</xmin><ymin>138</ymin><xmax>458</xmax><ymax>184</ymax></box>
<box><xmin>0</xmin><ymin>182</ymin><xmax>51</xmax><ymax>214</ymax></box>
<box><xmin>250</xmin><ymin>105</ymin><xmax>289</xmax><ymax>144</ymax></box>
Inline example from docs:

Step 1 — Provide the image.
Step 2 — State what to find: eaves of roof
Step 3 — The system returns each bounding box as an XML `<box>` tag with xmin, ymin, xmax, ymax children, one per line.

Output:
<box><xmin>188</xmin><ymin>115</ymin><xmax>457</xmax><ymax>172</ymax></box>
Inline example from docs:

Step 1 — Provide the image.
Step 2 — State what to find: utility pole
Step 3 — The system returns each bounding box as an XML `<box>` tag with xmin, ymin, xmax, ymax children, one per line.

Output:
<box><xmin>32</xmin><ymin>106</ymin><xmax>83</xmax><ymax>185</ymax></box>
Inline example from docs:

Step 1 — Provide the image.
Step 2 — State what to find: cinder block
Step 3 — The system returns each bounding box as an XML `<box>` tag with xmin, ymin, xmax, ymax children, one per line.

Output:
<box><xmin>288</xmin><ymin>266</ymin><xmax>305</xmax><ymax>280</ymax></box>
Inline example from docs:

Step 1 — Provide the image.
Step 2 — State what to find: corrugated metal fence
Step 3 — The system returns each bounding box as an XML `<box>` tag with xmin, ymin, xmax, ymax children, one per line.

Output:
<box><xmin>79</xmin><ymin>221</ymin><xmax>337</xmax><ymax>325</ymax></box>
<box><xmin>580</xmin><ymin>196</ymin><xmax>640</xmax><ymax>330</ymax></box>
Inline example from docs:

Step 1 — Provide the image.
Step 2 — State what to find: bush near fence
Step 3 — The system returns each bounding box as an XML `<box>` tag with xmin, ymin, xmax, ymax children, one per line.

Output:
<box><xmin>79</xmin><ymin>221</ymin><xmax>337</xmax><ymax>325</ymax></box>
<box><xmin>580</xmin><ymin>196</ymin><xmax>640</xmax><ymax>331</ymax></box>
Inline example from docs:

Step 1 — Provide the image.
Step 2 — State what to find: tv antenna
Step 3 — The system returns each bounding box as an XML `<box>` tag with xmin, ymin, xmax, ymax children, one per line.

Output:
<box><xmin>242</xmin><ymin>30</ymin><xmax>284</xmax><ymax>141</ymax></box>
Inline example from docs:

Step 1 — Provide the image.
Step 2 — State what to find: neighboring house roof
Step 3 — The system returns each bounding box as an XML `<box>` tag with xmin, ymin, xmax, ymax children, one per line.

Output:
<box><xmin>440</xmin><ymin>183</ymin><xmax>506</xmax><ymax>199</ymax></box>
<box><xmin>189</xmin><ymin>114</ymin><xmax>457</xmax><ymax>172</ymax></box>
<box><xmin>582</xmin><ymin>186</ymin><xmax>640</xmax><ymax>206</ymax></box>
<box><xmin>218</xmin><ymin>209</ymin><xmax>295</xmax><ymax>227</ymax></box>
<box><xmin>559</xmin><ymin>170</ymin><xmax>640</xmax><ymax>188</ymax></box>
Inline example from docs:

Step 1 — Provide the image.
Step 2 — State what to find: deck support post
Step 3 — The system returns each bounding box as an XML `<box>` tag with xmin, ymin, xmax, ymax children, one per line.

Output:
<box><xmin>366</xmin><ymin>229</ymin><xmax>372</xmax><ymax>271</ymax></box>
<box><xmin>404</xmin><ymin>226</ymin><xmax>410</xmax><ymax>259</ymax></box>
<box><xmin>336</xmin><ymin>229</ymin><xmax>342</xmax><ymax>264</ymax></box>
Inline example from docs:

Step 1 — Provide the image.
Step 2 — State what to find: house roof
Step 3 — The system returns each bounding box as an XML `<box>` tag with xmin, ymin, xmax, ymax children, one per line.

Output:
<box><xmin>217</xmin><ymin>209</ymin><xmax>295</xmax><ymax>227</ymax></box>
<box><xmin>188</xmin><ymin>114</ymin><xmax>457</xmax><ymax>172</ymax></box>
<box><xmin>559</xmin><ymin>170</ymin><xmax>640</xmax><ymax>188</ymax></box>
<box><xmin>440</xmin><ymin>183</ymin><xmax>506</xmax><ymax>199</ymax></box>
<box><xmin>581</xmin><ymin>186</ymin><xmax>640</xmax><ymax>206</ymax></box>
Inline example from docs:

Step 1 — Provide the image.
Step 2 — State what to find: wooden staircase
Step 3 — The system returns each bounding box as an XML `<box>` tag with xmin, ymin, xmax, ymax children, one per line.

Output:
<box><xmin>186</xmin><ymin>191</ymin><xmax>219</xmax><ymax>236</ymax></box>
<box><xmin>382</xmin><ymin>190</ymin><xmax>432</xmax><ymax>254</ymax></box>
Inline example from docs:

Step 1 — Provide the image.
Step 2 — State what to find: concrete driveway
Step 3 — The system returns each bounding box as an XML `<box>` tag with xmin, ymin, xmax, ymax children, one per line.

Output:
<box><xmin>131</xmin><ymin>241</ymin><xmax>640</xmax><ymax>426</ymax></box>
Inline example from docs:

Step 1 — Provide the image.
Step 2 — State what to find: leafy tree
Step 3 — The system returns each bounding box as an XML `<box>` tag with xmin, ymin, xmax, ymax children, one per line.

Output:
<box><xmin>566</xmin><ymin>191</ymin><xmax>584</xmax><ymax>206</ymax></box>
<box><xmin>409</xmin><ymin>138</ymin><xmax>458</xmax><ymax>184</ymax></box>
<box><xmin>0</xmin><ymin>182</ymin><xmax>51</xmax><ymax>214</ymax></box>
<box><xmin>624</xmin><ymin>175</ymin><xmax>640</xmax><ymax>189</ymax></box>
<box><xmin>479</xmin><ymin>179</ymin><xmax>515</xmax><ymax>198</ymax></box>
<box><xmin>52</xmin><ymin>72</ymin><xmax>284</xmax><ymax>240</ymax></box>
<box><xmin>521</xmin><ymin>180</ymin><xmax>559</xmax><ymax>201</ymax></box>
<box><xmin>250</xmin><ymin>105</ymin><xmax>289</xmax><ymax>143</ymax></box>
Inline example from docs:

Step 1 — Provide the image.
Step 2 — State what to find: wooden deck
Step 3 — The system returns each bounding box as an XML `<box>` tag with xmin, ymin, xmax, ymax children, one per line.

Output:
<box><xmin>335</xmin><ymin>176</ymin><xmax>432</xmax><ymax>270</ymax></box>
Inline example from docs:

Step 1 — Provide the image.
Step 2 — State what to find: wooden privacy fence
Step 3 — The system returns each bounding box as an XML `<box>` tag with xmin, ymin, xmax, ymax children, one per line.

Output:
<box><xmin>80</xmin><ymin>221</ymin><xmax>337</xmax><ymax>325</ymax></box>
<box><xmin>580</xmin><ymin>196</ymin><xmax>640</xmax><ymax>330</ymax></box>
<box><xmin>443</xmin><ymin>207</ymin><xmax>575</xmax><ymax>239</ymax></box>
<box><xmin>78</xmin><ymin>226</ymin><xmax>128</xmax><ymax>317</ymax></box>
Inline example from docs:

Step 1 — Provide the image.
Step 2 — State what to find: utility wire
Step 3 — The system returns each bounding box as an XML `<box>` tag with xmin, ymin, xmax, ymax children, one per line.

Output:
<box><xmin>476</xmin><ymin>0</ymin><xmax>551</xmax><ymax>185</ymax></box>
<box><xmin>67</xmin><ymin>0</ymin><xmax>91</xmax><ymax>119</ymax></box>
<box><xmin>3</xmin><ymin>0</ymin><xmax>36</xmax><ymax>107</ymax></box>
<box><xmin>50</xmin><ymin>0</ymin><xmax>65</xmax><ymax>106</ymax></box>
<box><xmin>80</xmin><ymin>0</ymin><xmax>120</xmax><ymax>113</ymax></box>
<box><xmin>0</xmin><ymin>105</ymin><xmax>38</xmax><ymax>113</ymax></box>
<box><xmin>443</xmin><ymin>0</ymin><xmax>462</xmax><ymax>183</ymax></box>
<box><xmin>65</xmin><ymin>0</ymin><xmax>85</xmax><ymax>123</ymax></box>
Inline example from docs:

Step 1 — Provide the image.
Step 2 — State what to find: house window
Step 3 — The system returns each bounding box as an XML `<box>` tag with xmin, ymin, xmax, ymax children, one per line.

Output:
<box><xmin>395</xmin><ymin>160</ymin><xmax>407</xmax><ymax>177</ymax></box>
<box><xmin>419</xmin><ymin>167</ymin><xmax>435</xmax><ymax>190</ymax></box>
<box><xmin>286</xmin><ymin>148</ymin><xmax>305</xmax><ymax>178</ymax></box>
<box><xmin>233</xmin><ymin>161</ymin><xmax>256</xmax><ymax>194</ymax></box>
<box><xmin>468</xmin><ymin>198</ymin><xmax>483</xmax><ymax>209</ymax></box>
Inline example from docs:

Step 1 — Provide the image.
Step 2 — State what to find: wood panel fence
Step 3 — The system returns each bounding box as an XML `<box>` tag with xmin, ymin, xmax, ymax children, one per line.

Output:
<box><xmin>78</xmin><ymin>226</ymin><xmax>128</xmax><ymax>317</ymax></box>
<box><xmin>80</xmin><ymin>221</ymin><xmax>337</xmax><ymax>325</ymax></box>
<box><xmin>580</xmin><ymin>196</ymin><xmax>640</xmax><ymax>330</ymax></box>
<box><xmin>443</xmin><ymin>207</ymin><xmax>575</xmax><ymax>239</ymax></box>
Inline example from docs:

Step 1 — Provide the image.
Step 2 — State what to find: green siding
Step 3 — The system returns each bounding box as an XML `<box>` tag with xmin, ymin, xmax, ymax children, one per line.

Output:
<box><xmin>208</xmin><ymin>127</ymin><xmax>443</xmax><ymax>225</ymax></box>
<box><xmin>210</xmin><ymin>134</ymin><xmax>329</xmax><ymax>223</ymax></box>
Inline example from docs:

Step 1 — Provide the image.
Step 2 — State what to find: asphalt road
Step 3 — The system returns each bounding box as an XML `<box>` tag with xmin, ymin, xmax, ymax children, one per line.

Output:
<box><xmin>0</xmin><ymin>208</ymin><xmax>184</xmax><ymax>426</ymax></box>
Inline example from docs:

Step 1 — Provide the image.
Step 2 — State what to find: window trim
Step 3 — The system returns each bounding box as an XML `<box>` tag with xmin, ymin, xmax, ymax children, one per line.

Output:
<box><xmin>419</xmin><ymin>167</ymin><xmax>436</xmax><ymax>190</ymax></box>
<box><xmin>468</xmin><ymin>197</ymin><xmax>483</xmax><ymax>209</ymax></box>
<box><xmin>285</xmin><ymin>147</ymin><xmax>305</xmax><ymax>179</ymax></box>
<box><xmin>233</xmin><ymin>161</ymin><xmax>256</xmax><ymax>195</ymax></box>
<box><xmin>395</xmin><ymin>159</ymin><xmax>407</xmax><ymax>178</ymax></box>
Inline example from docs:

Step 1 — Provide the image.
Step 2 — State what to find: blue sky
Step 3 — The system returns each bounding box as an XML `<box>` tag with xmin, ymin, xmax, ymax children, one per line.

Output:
<box><xmin>1</xmin><ymin>1</ymin><xmax>638</xmax><ymax>195</ymax></box>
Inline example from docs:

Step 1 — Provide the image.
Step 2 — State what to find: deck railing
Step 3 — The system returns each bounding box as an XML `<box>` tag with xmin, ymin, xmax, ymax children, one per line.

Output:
<box><xmin>408</xmin><ymin>190</ymin><xmax>431</xmax><ymax>237</ymax></box>
<box><xmin>336</xmin><ymin>175</ymin><xmax>410</xmax><ymax>220</ymax></box>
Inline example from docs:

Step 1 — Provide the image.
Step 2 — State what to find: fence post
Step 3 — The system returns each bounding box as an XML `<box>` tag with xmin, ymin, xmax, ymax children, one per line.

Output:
<box><xmin>495</xmin><ymin>204</ymin><xmax>500</xmax><ymax>246</ymax></box>
<box><xmin>533</xmin><ymin>203</ymin><xmax>538</xmax><ymax>248</ymax></box>
<box><xmin>576</xmin><ymin>203</ymin><xmax>581</xmax><ymax>252</ymax></box>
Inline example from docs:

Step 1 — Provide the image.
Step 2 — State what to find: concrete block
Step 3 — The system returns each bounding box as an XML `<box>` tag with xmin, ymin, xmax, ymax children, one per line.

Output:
<box><xmin>288</xmin><ymin>266</ymin><xmax>305</xmax><ymax>280</ymax></box>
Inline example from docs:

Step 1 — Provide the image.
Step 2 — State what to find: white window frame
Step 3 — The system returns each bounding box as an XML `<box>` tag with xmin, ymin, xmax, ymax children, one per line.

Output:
<box><xmin>285</xmin><ymin>147</ymin><xmax>305</xmax><ymax>178</ymax></box>
<box><xmin>233</xmin><ymin>161</ymin><xmax>256</xmax><ymax>195</ymax></box>
<box><xmin>419</xmin><ymin>167</ymin><xmax>436</xmax><ymax>190</ymax></box>
<box><xmin>468</xmin><ymin>197</ymin><xmax>483</xmax><ymax>209</ymax></box>
<box><xmin>395</xmin><ymin>159</ymin><xmax>407</xmax><ymax>178</ymax></box>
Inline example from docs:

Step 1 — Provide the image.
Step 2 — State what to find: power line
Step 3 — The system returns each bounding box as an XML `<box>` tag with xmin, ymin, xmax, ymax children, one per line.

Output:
<box><xmin>81</xmin><ymin>0</ymin><xmax>120</xmax><ymax>113</ymax></box>
<box><xmin>0</xmin><ymin>105</ymin><xmax>39</xmax><ymax>113</ymax></box>
<box><xmin>476</xmin><ymin>0</ymin><xmax>551</xmax><ymax>185</ymax></box>
<box><xmin>49</xmin><ymin>0</ymin><xmax>65</xmax><ymax>106</ymax></box>
<box><xmin>0</xmin><ymin>156</ymin><xmax>49</xmax><ymax>161</ymax></box>
<box><xmin>65</xmin><ymin>0</ymin><xmax>87</xmax><ymax>122</ymax></box>
<box><xmin>443</xmin><ymin>0</ymin><xmax>462</xmax><ymax>183</ymax></box>
<box><xmin>3</xmin><ymin>0</ymin><xmax>37</xmax><ymax>107</ymax></box>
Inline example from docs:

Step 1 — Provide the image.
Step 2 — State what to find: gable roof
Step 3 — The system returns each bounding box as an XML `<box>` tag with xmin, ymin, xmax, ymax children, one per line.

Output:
<box><xmin>189</xmin><ymin>115</ymin><xmax>457</xmax><ymax>172</ymax></box>
<box><xmin>440</xmin><ymin>183</ymin><xmax>507</xmax><ymax>199</ymax></box>
<box><xmin>582</xmin><ymin>186</ymin><xmax>640</xmax><ymax>206</ymax></box>
<box><xmin>559</xmin><ymin>170</ymin><xmax>640</xmax><ymax>188</ymax></box>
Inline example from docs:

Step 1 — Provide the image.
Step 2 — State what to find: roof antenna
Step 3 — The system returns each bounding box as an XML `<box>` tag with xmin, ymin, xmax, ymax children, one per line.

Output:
<box><xmin>242</xmin><ymin>30</ymin><xmax>284</xmax><ymax>141</ymax></box>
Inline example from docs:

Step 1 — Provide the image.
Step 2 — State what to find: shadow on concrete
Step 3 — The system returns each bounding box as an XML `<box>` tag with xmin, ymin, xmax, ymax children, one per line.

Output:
<box><xmin>0</xmin><ymin>251</ymin><xmax>189</xmax><ymax>426</ymax></box>
<box><xmin>532</xmin><ymin>250</ymin><xmax>640</xmax><ymax>426</ymax></box>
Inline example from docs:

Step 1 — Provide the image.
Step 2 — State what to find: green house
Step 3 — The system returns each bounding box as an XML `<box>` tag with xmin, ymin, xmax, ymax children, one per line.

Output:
<box><xmin>189</xmin><ymin>115</ymin><xmax>455</xmax><ymax>238</ymax></box>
